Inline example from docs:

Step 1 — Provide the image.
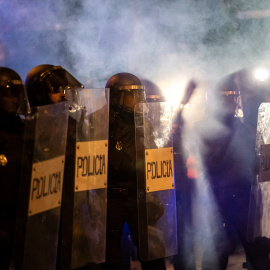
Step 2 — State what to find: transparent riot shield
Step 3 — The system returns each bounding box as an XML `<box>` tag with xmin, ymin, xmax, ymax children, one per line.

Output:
<box><xmin>135</xmin><ymin>102</ymin><xmax>177</xmax><ymax>261</ymax></box>
<box><xmin>14</xmin><ymin>102</ymin><xmax>69</xmax><ymax>270</ymax></box>
<box><xmin>61</xmin><ymin>88</ymin><xmax>108</xmax><ymax>269</ymax></box>
<box><xmin>247</xmin><ymin>102</ymin><xmax>270</xmax><ymax>241</ymax></box>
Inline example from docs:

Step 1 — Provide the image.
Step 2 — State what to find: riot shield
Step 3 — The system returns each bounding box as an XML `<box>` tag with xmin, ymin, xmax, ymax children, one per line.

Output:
<box><xmin>14</xmin><ymin>102</ymin><xmax>69</xmax><ymax>270</ymax></box>
<box><xmin>135</xmin><ymin>102</ymin><xmax>178</xmax><ymax>261</ymax></box>
<box><xmin>247</xmin><ymin>102</ymin><xmax>270</xmax><ymax>241</ymax></box>
<box><xmin>61</xmin><ymin>88</ymin><xmax>109</xmax><ymax>269</ymax></box>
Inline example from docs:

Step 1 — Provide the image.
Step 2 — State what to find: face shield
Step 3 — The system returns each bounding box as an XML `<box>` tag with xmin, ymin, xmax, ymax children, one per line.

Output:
<box><xmin>39</xmin><ymin>66</ymin><xmax>84</xmax><ymax>112</ymax></box>
<box><xmin>118</xmin><ymin>85</ymin><xmax>145</xmax><ymax>113</ymax></box>
<box><xmin>221</xmin><ymin>90</ymin><xmax>243</xmax><ymax>119</ymax></box>
<box><xmin>0</xmin><ymin>79</ymin><xmax>30</xmax><ymax>115</ymax></box>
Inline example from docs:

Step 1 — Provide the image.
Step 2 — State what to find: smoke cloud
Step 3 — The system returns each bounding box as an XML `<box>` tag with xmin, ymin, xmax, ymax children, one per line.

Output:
<box><xmin>2</xmin><ymin>0</ymin><xmax>270</xmax><ymax>266</ymax></box>
<box><xmin>1</xmin><ymin>0</ymin><xmax>270</xmax><ymax>89</ymax></box>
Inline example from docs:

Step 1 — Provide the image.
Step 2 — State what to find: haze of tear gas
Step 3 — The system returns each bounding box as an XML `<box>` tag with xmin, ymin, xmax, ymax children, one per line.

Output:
<box><xmin>1</xmin><ymin>0</ymin><xmax>270</xmax><ymax>112</ymax></box>
<box><xmin>2</xmin><ymin>1</ymin><xmax>270</xmax><ymax>261</ymax></box>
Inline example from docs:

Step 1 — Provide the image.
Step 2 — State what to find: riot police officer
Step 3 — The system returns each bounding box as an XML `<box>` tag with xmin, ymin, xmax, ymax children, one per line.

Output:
<box><xmin>0</xmin><ymin>67</ymin><xmax>29</xmax><ymax>269</ymax></box>
<box><xmin>23</xmin><ymin>64</ymin><xmax>103</xmax><ymax>270</ymax></box>
<box><xmin>25</xmin><ymin>65</ymin><xmax>104</xmax><ymax>270</ymax></box>
<box><xmin>192</xmin><ymin>75</ymin><xmax>270</xmax><ymax>270</ymax></box>
<box><xmin>25</xmin><ymin>64</ymin><xmax>99</xmax><ymax>269</ymax></box>
<box><xmin>103</xmin><ymin>72</ymin><xmax>166</xmax><ymax>270</ymax></box>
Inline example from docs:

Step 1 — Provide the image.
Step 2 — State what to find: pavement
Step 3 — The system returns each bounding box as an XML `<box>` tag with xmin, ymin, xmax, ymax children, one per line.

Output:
<box><xmin>130</xmin><ymin>244</ymin><xmax>247</xmax><ymax>270</ymax></box>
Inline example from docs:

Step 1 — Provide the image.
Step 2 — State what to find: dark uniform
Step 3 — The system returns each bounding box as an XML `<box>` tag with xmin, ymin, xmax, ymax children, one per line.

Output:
<box><xmin>0</xmin><ymin>113</ymin><xmax>23</xmax><ymax>269</ymax></box>
<box><xmin>194</xmin><ymin>77</ymin><xmax>270</xmax><ymax>270</ymax></box>
<box><xmin>196</xmin><ymin>115</ymin><xmax>255</xmax><ymax>270</ymax></box>
<box><xmin>103</xmin><ymin>72</ymin><xmax>166</xmax><ymax>270</ymax></box>
<box><xmin>0</xmin><ymin>67</ymin><xmax>28</xmax><ymax>270</ymax></box>
<box><xmin>23</xmin><ymin>64</ymin><xmax>102</xmax><ymax>270</ymax></box>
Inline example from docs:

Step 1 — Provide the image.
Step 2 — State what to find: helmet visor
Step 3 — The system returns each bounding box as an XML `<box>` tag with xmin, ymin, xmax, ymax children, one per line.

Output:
<box><xmin>0</xmin><ymin>83</ymin><xmax>30</xmax><ymax>115</ymax></box>
<box><xmin>121</xmin><ymin>90</ymin><xmax>145</xmax><ymax>112</ymax></box>
<box><xmin>40</xmin><ymin>66</ymin><xmax>83</xmax><ymax>94</ymax></box>
<box><xmin>40</xmin><ymin>66</ymin><xmax>83</xmax><ymax>112</ymax></box>
<box><xmin>221</xmin><ymin>92</ymin><xmax>243</xmax><ymax>118</ymax></box>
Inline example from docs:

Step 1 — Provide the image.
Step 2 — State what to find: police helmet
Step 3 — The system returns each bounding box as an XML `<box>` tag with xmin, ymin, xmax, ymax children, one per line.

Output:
<box><xmin>25</xmin><ymin>64</ymin><xmax>84</xmax><ymax>109</ymax></box>
<box><xmin>141</xmin><ymin>79</ymin><xmax>165</xmax><ymax>103</ymax></box>
<box><xmin>105</xmin><ymin>72</ymin><xmax>145</xmax><ymax>114</ymax></box>
<box><xmin>0</xmin><ymin>67</ymin><xmax>30</xmax><ymax>115</ymax></box>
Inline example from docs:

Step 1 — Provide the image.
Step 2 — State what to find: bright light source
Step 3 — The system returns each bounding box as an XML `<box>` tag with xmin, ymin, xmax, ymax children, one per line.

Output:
<box><xmin>158</xmin><ymin>79</ymin><xmax>187</xmax><ymax>112</ymax></box>
<box><xmin>255</xmin><ymin>69</ymin><xmax>269</xmax><ymax>82</ymax></box>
